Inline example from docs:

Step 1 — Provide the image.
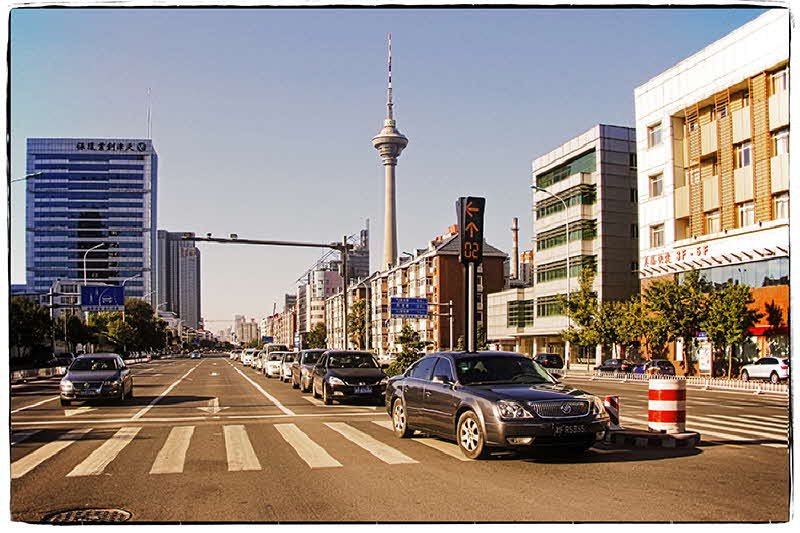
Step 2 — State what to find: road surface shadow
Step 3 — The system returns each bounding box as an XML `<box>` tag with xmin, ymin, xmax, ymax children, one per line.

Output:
<box><xmin>516</xmin><ymin>442</ymin><xmax>702</xmax><ymax>463</ymax></box>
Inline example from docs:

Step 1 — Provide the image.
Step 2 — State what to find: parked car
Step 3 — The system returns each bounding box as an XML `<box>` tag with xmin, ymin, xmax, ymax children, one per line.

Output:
<box><xmin>311</xmin><ymin>351</ymin><xmax>388</xmax><ymax>405</ymax></box>
<box><xmin>264</xmin><ymin>351</ymin><xmax>286</xmax><ymax>378</ymax></box>
<box><xmin>254</xmin><ymin>350</ymin><xmax>265</xmax><ymax>371</ymax></box>
<box><xmin>385</xmin><ymin>351</ymin><xmax>609</xmax><ymax>459</ymax></box>
<box><xmin>533</xmin><ymin>353</ymin><xmax>564</xmax><ymax>369</ymax></box>
<box><xmin>259</xmin><ymin>344</ymin><xmax>291</xmax><ymax>373</ymax></box>
<box><xmin>240</xmin><ymin>349</ymin><xmax>257</xmax><ymax>366</ymax></box>
<box><xmin>280</xmin><ymin>352</ymin><xmax>299</xmax><ymax>382</ymax></box>
<box><xmin>59</xmin><ymin>353</ymin><xmax>134</xmax><ymax>406</ymax></box>
<box><xmin>638</xmin><ymin>359</ymin><xmax>676</xmax><ymax>375</ymax></box>
<box><xmin>229</xmin><ymin>350</ymin><xmax>241</xmax><ymax>360</ymax></box>
<box><xmin>190</xmin><ymin>352</ymin><xmax>202</xmax><ymax>359</ymax></box>
<box><xmin>291</xmin><ymin>349</ymin><xmax>327</xmax><ymax>392</ymax></box>
<box><xmin>740</xmin><ymin>357</ymin><xmax>789</xmax><ymax>384</ymax></box>
<box><xmin>595</xmin><ymin>359</ymin><xmax>636</xmax><ymax>373</ymax></box>
<box><xmin>50</xmin><ymin>352</ymin><xmax>76</xmax><ymax>368</ymax></box>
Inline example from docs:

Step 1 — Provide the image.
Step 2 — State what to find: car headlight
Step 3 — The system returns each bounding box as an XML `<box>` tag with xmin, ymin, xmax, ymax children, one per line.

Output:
<box><xmin>103</xmin><ymin>378</ymin><xmax>122</xmax><ymax>386</ymax></box>
<box><xmin>328</xmin><ymin>376</ymin><xmax>345</xmax><ymax>386</ymax></box>
<box><xmin>497</xmin><ymin>400</ymin><xmax>533</xmax><ymax>419</ymax></box>
<box><xmin>60</xmin><ymin>379</ymin><xmax>73</xmax><ymax>390</ymax></box>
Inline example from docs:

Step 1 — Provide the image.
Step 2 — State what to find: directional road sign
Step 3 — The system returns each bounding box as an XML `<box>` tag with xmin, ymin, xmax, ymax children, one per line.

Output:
<box><xmin>80</xmin><ymin>285</ymin><xmax>125</xmax><ymax>312</ymax></box>
<box><xmin>262</xmin><ymin>336</ymin><xmax>274</xmax><ymax>343</ymax></box>
<box><xmin>457</xmin><ymin>196</ymin><xmax>486</xmax><ymax>264</ymax></box>
<box><xmin>390</xmin><ymin>297</ymin><xmax>429</xmax><ymax>317</ymax></box>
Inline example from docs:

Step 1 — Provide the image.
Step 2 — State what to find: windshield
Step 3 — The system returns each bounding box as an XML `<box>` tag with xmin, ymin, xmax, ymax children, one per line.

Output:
<box><xmin>70</xmin><ymin>358</ymin><xmax>118</xmax><ymax>371</ymax></box>
<box><xmin>303</xmin><ymin>352</ymin><xmax>324</xmax><ymax>364</ymax></box>
<box><xmin>455</xmin><ymin>356</ymin><xmax>555</xmax><ymax>386</ymax></box>
<box><xmin>327</xmin><ymin>353</ymin><xmax>378</xmax><ymax>369</ymax></box>
<box><xmin>269</xmin><ymin>354</ymin><xmax>282</xmax><ymax>361</ymax></box>
<box><xmin>268</xmin><ymin>345</ymin><xmax>289</xmax><ymax>353</ymax></box>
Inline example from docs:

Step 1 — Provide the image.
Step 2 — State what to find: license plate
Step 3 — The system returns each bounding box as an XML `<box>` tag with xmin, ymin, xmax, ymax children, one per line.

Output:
<box><xmin>78</xmin><ymin>390</ymin><xmax>99</xmax><ymax>397</ymax></box>
<box><xmin>354</xmin><ymin>386</ymin><xmax>372</xmax><ymax>394</ymax></box>
<box><xmin>553</xmin><ymin>424</ymin><xmax>587</xmax><ymax>436</ymax></box>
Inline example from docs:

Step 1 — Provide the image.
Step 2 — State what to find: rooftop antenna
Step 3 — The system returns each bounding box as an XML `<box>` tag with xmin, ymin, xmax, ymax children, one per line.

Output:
<box><xmin>146</xmin><ymin>88</ymin><xmax>152</xmax><ymax>139</ymax></box>
<box><xmin>386</xmin><ymin>32</ymin><xmax>393</xmax><ymax>120</ymax></box>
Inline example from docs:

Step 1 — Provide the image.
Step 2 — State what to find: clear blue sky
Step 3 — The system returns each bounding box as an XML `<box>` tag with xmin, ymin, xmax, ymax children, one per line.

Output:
<box><xmin>9</xmin><ymin>6</ymin><xmax>769</xmax><ymax>327</ymax></box>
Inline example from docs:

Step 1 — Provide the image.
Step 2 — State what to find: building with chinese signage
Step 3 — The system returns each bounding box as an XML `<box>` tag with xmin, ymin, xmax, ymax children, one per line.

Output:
<box><xmin>634</xmin><ymin>9</ymin><xmax>789</xmax><ymax>368</ymax></box>
<box><xmin>25</xmin><ymin>138</ymin><xmax>157</xmax><ymax>306</ymax></box>
<box><xmin>487</xmin><ymin>124</ymin><xmax>640</xmax><ymax>366</ymax></box>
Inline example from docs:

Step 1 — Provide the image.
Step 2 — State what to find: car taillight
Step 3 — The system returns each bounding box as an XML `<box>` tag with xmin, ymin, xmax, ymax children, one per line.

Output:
<box><xmin>781</xmin><ymin>366</ymin><xmax>788</xmax><ymax>370</ymax></box>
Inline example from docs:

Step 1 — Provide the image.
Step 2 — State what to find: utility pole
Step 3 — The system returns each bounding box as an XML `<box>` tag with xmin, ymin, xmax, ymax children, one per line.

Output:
<box><xmin>342</xmin><ymin>235</ymin><xmax>349</xmax><ymax>350</ymax></box>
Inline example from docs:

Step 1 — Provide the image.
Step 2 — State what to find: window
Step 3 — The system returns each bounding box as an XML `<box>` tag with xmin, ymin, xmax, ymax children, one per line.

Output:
<box><xmin>631</xmin><ymin>224</ymin><xmax>638</xmax><ymax>238</ymax></box>
<box><xmin>630</xmin><ymin>188</ymin><xmax>637</xmax><ymax>202</ymax></box>
<box><xmin>771</xmin><ymin>69</ymin><xmax>788</xmax><ymax>95</ymax></box>
<box><xmin>432</xmin><ymin>358</ymin><xmax>455</xmax><ymax>382</ymax></box>
<box><xmin>648</xmin><ymin>123</ymin><xmax>663</xmax><ymax>148</ymax></box>
<box><xmin>649</xmin><ymin>173</ymin><xmax>663</xmax><ymax>198</ymax></box>
<box><xmin>650</xmin><ymin>224</ymin><xmax>665</xmax><ymax>248</ymax></box>
<box><xmin>772</xmin><ymin>129</ymin><xmax>789</xmax><ymax>156</ymax></box>
<box><xmin>719</xmin><ymin>106</ymin><xmax>728</xmax><ymax>119</ymax></box>
<box><xmin>705</xmin><ymin>210</ymin><xmax>721</xmax><ymax>234</ymax></box>
<box><xmin>739</xmin><ymin>91</ymin><xmax>750</xmax><ymax>107</ymax></box>
<box><xmin>409</xmin><ymin>357</ymin><xmax>437</xmax><ymax>380</ymax></box>
<box><xmin>773</xmin><ymin>192</ymin><xmax>789</xmax><ymax>219</ymax></box>
<box><xmin>508</xmin><ymin>300</ymin><xmax>535</xmax><ymax>327</ymax></box>
<box><xmin>737</xmin><ymin>201</ymin><xmax>755</xmax><ymax>227</ymax></box>
<box><xmin>629</xmin><ymin>153</ymin><xmax>637</xmax><ymax>168</ymax></box>
<box><xmin>735</xmin><ymin>142</ymin><xmax>752</xmax><ymax>168</ymax></box>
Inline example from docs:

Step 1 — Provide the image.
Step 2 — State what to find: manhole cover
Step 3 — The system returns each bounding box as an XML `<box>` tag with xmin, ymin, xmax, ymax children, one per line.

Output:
<box><xmin>42</xmin><ymin>508</ymin><xmax>132</xmax><ymax>523</ymax></box>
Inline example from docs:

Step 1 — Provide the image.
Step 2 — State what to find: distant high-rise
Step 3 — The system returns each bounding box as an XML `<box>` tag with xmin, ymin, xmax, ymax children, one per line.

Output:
<box><xmin>348</xmin><ymin>221</ymin><xmax>370</xmax><ymax>280</ymax></box>
<box><xmin>25</xmin><ymin>138</ymin><xmax>157</xmax><ymax>302</ymax></box>
<box><xmin>157</xmin><ymin>230</ymin><xmax>201</xmax><ymax>329</ymax></box>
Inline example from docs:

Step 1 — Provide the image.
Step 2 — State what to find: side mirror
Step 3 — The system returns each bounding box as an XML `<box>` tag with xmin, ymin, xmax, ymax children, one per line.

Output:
<box><xmin>432</xmin><ymin>375</ymin><xmax>452</xmax><ymax>384</ymax></box>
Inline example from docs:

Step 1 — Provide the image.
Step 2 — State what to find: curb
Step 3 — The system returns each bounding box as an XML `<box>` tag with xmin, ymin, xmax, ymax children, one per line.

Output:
<box><xmin>604</xmin><ymin>428</ymin><xmax>701</xmax><ymax>449</ymax></box>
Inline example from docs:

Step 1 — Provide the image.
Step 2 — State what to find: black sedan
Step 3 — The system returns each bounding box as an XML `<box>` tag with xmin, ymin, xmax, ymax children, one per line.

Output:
<box><xmin>291</xmin><ymin>349</ymin><xmax>327</xmax><ymax>392</ymax></box>
<box><xmin>59</xmin><ymin>353</ymin><xmax>134</xmax><ymax>406</ymax></box>
<box><xmin>311</xmin><ymin>351</ymin><xmax>388</xmax><ymax>405</ymax></box>
<box><xmin>385</xmin><ymin>351</ymin><xmax>609</xmax><ymax>459</ymax></box>
<box><xmin>595</xmin><ymin>358</ymin><xmax>636</xmax><ymax>373</ymax></box>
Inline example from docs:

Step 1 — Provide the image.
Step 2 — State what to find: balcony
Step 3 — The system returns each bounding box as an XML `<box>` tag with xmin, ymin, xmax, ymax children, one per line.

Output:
<box><xmin>674</xmin><ymin>185</ymin><xmax>690</xmax><ymax>219</ymax></box>
<box><xmin>732</xmin><ymin>107</ymin><xmax>751</xmax><ymax>144</ymax></box>
<box><xmin>734</xmin><ymin>166</ymin><xmax>754</xmax><ymax>203</ymax></box>
<box><xmin>702</xmin><ymin>175</ymin><xmax>719</xmax><ymax>211</ymax></box>
<box><xmin>769</xmin><ymin>91</ymin><xmax>789</xmax><ymax>129</ymax></box>
<box><xmin>771</xmin><ymin>154</ymin><xmax>789</xmax><ymax>193</ymax></box>
<box><xmin>700</xmin><ymin>121</ymin><xmax>718</xmax><ymax>156</ymax></box>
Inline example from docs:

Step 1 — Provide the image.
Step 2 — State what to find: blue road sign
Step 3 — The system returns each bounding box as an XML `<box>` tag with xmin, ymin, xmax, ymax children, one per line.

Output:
<box><xmin>390</xmin><ymin>297</ymin><xmax>429</xmax><ymax>317</ymax></box>
<box><xmin>80</xmin><ymin>285</ymin><xmax>125</xmax><ymax>312</ymax></box>
<box><xmin>262</xmin><ymin>336</ymin><xmax>274</xmax><ymax>343</ymax></box>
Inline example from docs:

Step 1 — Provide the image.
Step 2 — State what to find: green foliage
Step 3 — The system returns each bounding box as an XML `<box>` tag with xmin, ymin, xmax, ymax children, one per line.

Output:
<box><xmin>306</xmin><ymin>322</ymin><xmax>327</xmax><ymax>349</ymax></box>
<box><xmin>593</xmin><ymin>301</ymin><xmax>623</xmax><ymax>355</ymax></box>
<box><xmin>347</xmin><ymin>299</ymin><xmax>367</xmax><ymax>349</ymax></box>
<box><xmin>105</xmin><ymin>319</ymin><xmax>137</xmax><ymax>352</ymax></box>
<box><xmin>455</xmin><ymin>335</ymin><xmax>464</xmax><ymax>351</ymax></box>
<box><xmin>385</xmin><ymin>324</ymin><xmax>430</xmax><ymax>376</ymax></box>
<box><xmin>244</xmin><ymin>339</ymin><xmax>264</xmax><ymax>349</ymax></box>
<box><xmin>703</xmin><ymin>283</ymin><xmax>763</xmax><ymax>378</ymax></box>
<box><xmin>558</xmin><ymin>267</ymin><xmax>599</xmax><ymax>350</ymax></box>
<box><xmin>455</xmin><ymin>326</ymin><xmax>487</xmax><ymax>352</ymax></box>
<box><xmin>10</xmin><ymin>296</ymin><xmax>53</xmax><ymax>359</ymax></box>
<box><xmin>764</xmin><ymin>300</ymin><xmax>785</xmax><ymax>332</ymax></box>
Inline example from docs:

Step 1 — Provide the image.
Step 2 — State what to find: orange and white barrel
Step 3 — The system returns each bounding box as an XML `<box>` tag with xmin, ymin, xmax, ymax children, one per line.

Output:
<box><xmin>604</xmin><ymin>395</ymin><xmax>621</xmax><ymax>430</ymax></box>
<box><xmin>648</xmin><ymin>378</ymin><xmax>686</xmax><ymax>433</ymax></box>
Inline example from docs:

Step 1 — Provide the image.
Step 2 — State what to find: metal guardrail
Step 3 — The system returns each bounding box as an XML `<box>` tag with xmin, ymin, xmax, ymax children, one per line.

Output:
<box><xmin>10</xmin><ymin>356</ymin><xmax>152</xmax><ymax>383</ymax></box>
<box><xmin>553</xmin><ymin>369</ymin><xmax>789</xmax><ymax>394</ymax></box>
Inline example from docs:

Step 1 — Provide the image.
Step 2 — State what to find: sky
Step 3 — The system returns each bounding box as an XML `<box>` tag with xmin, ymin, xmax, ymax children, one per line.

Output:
<box><xmin>8</xmin><ymin>5</ymin><xmax>771</xmax><ymax>328</ymax></box>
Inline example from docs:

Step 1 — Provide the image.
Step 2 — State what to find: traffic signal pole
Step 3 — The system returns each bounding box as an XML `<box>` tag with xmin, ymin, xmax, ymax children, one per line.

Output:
<box><xmin>457</xmin><ymin>196</ymin><xmax>485</xmax><ymax>354</ymax></box>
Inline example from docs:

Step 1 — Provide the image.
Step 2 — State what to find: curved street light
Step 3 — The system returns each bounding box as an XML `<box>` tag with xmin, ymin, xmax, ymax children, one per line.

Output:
<box><xmin>11</xmin><ymin>171</ymin><xmax>44</xmax><ymax>183</ymax></box>
<box><xmin>83</xmin><ymin>243</ymin><xmax>106</xmax><ymax>285</ymax></box>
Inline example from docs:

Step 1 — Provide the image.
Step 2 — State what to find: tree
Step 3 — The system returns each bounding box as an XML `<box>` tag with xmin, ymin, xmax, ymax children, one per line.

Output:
<box><xmin>703</xmin><ymin>283</ymin><xmax>763</xmax><ymax>378</ymax></box>
<box><xmin>455</xmin><ymin>326</ymin><xmax>487</xmax><ymax>352</ymax></box>
<box><xmin>557</xmin><ymin>267</ymin><xmax>599</xmax><ymax>363</ymax></box>
<box><xmin>347</xmin><ymin>299</ymin><xmax>367</xmax><ymax>349</ymax></box>
<box><xmin>53</xmin><ymin>313</ymin><xmax>94</xmax><ymax>352</ymax></box>
<box><xmin>306</xmin><ymin>322</ymin><xmax>327</xmax><ymax>349</ymax></box>
<box><xmin>764</xmin><ymin>300</ymin><xmax>785</xmax><ymax>333</ymax></box>
<box><xmin>593</xmin><ymin>301</ymin><xmax>624</xmax><ymax>358</ymax></box>
<box><xmin>105</xmin><ymin>319</ymin><xmax>137</xmax><ymax>353</ymax></box>
<box><xmin>244</xmin><ymin>339</ymin><xmax>263</xmax><ymax>349</ymax></box>
<box><xmin>10</xmin><ymin>296</ymin><xmax>53</xmax><ymax>360</ymax></box>
<box><xmin>386</xmin><ymin>324</ymin><xmax>431</xmax><ymax>376</ymax></box>
<box><xmin>617</xmin><ymin>298</ymin><xmax>669</xmax><ymax>360</ymax></box>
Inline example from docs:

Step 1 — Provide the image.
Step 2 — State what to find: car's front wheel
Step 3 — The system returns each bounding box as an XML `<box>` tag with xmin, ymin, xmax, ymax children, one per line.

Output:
<box><xmin>392</xmin><ymin>399</ymin><xmax>413</xmax><ymax>438</ymax></box>
<box><xmin>292</xmin><ymin>375</ymin><xmax>299</xmax><ymax>389</ymax></box>
<box><xmin>301</xmin><ymin>377</ymin><xmax>311</xmax><ymax>393</ymax></box>
<box><xmin>457</xmin><ymin>411</ymin><xmax>489</xmax><ymax>460</ymax></box>
<box><xmin>312</xmin><ymin>380</ymin><xmax>320</xmax><ymax>399</ymax></box>
<box><xmin>322</xmin><ymin>383</ymin><xmax>333</xmax><ymax>405</ymax></box>
<box><xmin>742</xmin><ymin>370</ymin><xmax>750</xmax><ymax>381</ymax></box>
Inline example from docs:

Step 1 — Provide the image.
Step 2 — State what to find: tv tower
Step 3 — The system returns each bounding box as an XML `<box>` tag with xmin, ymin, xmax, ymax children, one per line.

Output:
<box><xmin>372</xmin><ymin>33</ymin><xmax>408</xmax><ymax>270</ymax></box>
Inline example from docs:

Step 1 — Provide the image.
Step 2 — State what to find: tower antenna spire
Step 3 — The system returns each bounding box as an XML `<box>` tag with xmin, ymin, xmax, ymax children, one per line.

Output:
<box><xmin>386</xmin><ymin>32</ymin><xmax>393</xmax><ymax>120</ymax></box>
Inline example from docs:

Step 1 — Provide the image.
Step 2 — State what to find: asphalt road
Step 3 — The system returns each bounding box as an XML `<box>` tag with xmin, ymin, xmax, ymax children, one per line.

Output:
<box><xmin>9</xmin><ymin>354</ymin><xmax>790</xmax><ymax>523</ymax></box>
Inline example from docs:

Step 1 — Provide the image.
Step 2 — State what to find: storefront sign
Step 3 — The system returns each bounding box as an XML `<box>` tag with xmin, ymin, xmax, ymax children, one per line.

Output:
<box><xmin>643</xmin><ymin>244</ymin><xmax>709</xmax><ymax>268</ymax></box>
<box><xmin>76</xmin><ymin>141</ymin><xmax>148</xmax><ymax>152</ymax></box>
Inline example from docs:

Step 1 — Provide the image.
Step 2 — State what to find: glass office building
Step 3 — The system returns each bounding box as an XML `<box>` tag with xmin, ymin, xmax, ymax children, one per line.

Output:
<box><xmin>25</xmin><ymin>138</ymin><xmax>158</xmax><ymax>303</ymax></box>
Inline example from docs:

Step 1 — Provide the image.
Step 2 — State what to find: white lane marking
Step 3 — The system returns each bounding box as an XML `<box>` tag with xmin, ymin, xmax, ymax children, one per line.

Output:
<box><xmin>11</xmin><ymin>412</ymin><xmax>388</xmax><ymax>427</ymax></box>
<box><xmin>621</xmin><ymin>416</ymin><xmax>786</xmax><ymax>446</ymax></box>
<box><xmin>211</xmin><ymin>372</ymin><xmax>219</xmax><ymax>376</ymax></box>
<box><xmin>704</xmin><ymin>414</ymin><xmax>788</xmax><ymax>431</ymax></box>
<box><xmin>739</xmin><ymin>414</ymin><xmax>789</xmax><ymax>424</ymax></box>
<box><xmin>372</xmin><ymin>421</ymin><xmax>469</xmax><ymax>461</ymax></box>
<box><xmin>67</xmin><ymin>427</ymin><xmax>141</xmax><ymax>477</ymax></box>
<box><xmin>224</xmin><ymin>425</ymin><xmax>261</xmax><ymax>471</ymax></box>
<box><xmin>130</xmin><ymin>362</ymin><xmax>202</xmax><ymax>420</ymax></box>
<box><xmin>304</xmin><ymin>396</ymin><xmax>324</xmax><ymax>406</ymax></box>
<box><xmin>274</xmin><ymin>424</ymin><xmax>342</xmax><ymax>469</ymax></box>
<box><xmin>11</xmin><ymin>428</ymin><xmax>93</xmax><ymax>479</ymax></box>
<box><xmin>230</xmin><ymin>363</ymin><xmax>295</xmax><ymax>416</ymax></box>
<box><xmin>197</xmin><ymin>397</ymin><xmax>227</xmax><ymax>415</ymax></box>
<box><xmin>10</xmin><ymin>430</ymin><xmax>41</xmax><ymax>447</ymax></box>
<box><xmin>301</xmin><ymin>395</ymin><xmax>378</xmax><ymax>410</ymax></box>
<box><xmin>324</xmin><ymin>422</ymin><xmax>417</xmax><ymax>464</ymax></box>
<box><xmin>150</xmin><ymin>426</ymin><xmax>195</xmax><ymax>474</ymax></box>
<box><xmin>686</xmin><ymin>416</ymin><xmax>787</xmax><ymax>440</ymax></box>
<box><xmin>64</xmin><ymin>406</ymin><xmax>97</xmax><ymax>417</ymax></box>
<box><xmin>11</xmin><ymin>396</ymin><xmax>60</xmax><ymax>414</ymax></box>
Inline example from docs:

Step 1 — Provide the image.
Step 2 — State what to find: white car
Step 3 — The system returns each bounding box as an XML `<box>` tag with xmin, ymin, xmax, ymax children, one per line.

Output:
<box><xmin>741</xmin><ymin>357</ymin><xmax>789</xmax><ymax>384</ymax></box>
<box><xmin>280</xmin><ymin>352</ymin><xmax>299</xmax><ymax>382</ymax></box>
<box><xmin>265</xmin><ymin>352</ymin><xmax>284</xmax><ymax>378</ymax></box>
<box><xmin>254</xmin><ymin>350</ymin><xmax>265</xmax><ymax>371</ymax></box>
<box><xmin>241</xmin><ymin>349</ymin><xmax>257</xmax><ymax>367</ymax></box>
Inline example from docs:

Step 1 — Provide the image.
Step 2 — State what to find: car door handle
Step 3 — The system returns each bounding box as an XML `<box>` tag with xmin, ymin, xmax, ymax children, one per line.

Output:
<box><xmin>424</xmin><ymin>391</ymin><xmax>431</xmax><ymax>397</ymax></box>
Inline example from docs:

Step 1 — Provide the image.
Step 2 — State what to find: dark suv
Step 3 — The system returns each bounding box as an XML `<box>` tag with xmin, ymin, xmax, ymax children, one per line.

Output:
<box><xmin>533</xmin><ymin>353</ymin><xmax>564</xmax><ymax>369</ymax></box>
<box><xmin>385</xmin><ymin>351</ymin><xmax>609</xmax><ymax>459</ymax></box>
<box><xmin>311</xmin><ymin>351</ymin><xmax>388</xmax><ymax>405</ymax></box>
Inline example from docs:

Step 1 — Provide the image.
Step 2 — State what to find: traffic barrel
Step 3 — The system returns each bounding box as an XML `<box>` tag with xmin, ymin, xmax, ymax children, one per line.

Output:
<box><xmin>648</xmin><ymin>378</ymin><xmax>686</xmax><ymax>433</ymax></box>
<box><xmin>604</xmin><ymin>395</ymin><xmax>621</xmax><ymax>430</ymax></box>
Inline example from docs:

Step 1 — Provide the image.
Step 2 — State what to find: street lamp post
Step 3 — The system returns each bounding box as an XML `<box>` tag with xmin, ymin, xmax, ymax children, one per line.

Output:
<box><xmin>531</xmin><ymin>184</ymin><xmax>571</xmax><ymax>369</ymax></box>
<box><xmin>83</xmin><ymin>243</ymin><xmax>106</xmax><ymax>285</ymax></box>
<box><xmin>10</xmin><ymin>171</ymin><xmax>44</xmax><ymax>183</ymax></box>
<box><xmin>121</xmin><ymin>274</ymin><xmax>142</xmax><ymax>322</ymax></box>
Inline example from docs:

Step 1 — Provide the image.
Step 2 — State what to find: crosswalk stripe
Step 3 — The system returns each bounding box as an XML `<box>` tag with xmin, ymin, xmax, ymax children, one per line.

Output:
<box><xmin>703</xmin><ymin>414</ymin><xmax>788</xmax><ymax>431</ymax></box>
<box><xmin>686</xmin><ymin>417</ymin><xmax>787</xmax><ymax>440</ymax></box>
<box><xmin>325</xmin><ymin>422</ymin><xmax>417</xmax><ymax>464</ymax></box>
<box><xmin>11</xmin><ymin>428</ymin><xmax>92</xmax><ymax>479</ymax></box>
<box><xmin>372</xmin><ymin>421</ymin><xmax>470</xmax><ymax>461</ymax></box>
<box><xmin>224</xmin><ymin>425</ymin><xmax>261</xmax><ymax>471</ymax></box>
<box><xmin>67</xmin><ymin>427</ymin><xmax>141</xmax><ymax>477</ymax></box>
<box><xmin>621</xmin><ymin>416</ymin><xmax>786</xmax><ymax>445</ymax></box>
<box><xmin>275</xmin><ymin>424</ymin><xmax>342</xmax><ymax>469</ymax></box>
<box><xmin>739</xmin><ymin>414</ymin><xmax>788</xmax><ymax>424</ymax></box>
<box><xmin>303</xmin><ymin>396</ymin><xmax>324</xmax><ymax>406</ymax></box>
<box><xmin>10</xmin><ymin>430</ymin><xmax>41</xmax><ymax>447</ymax></box>
<box><xmin>150</xmin><ymin>426</ymin><xmax>195</xmax><ymax>474</ymax></box>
